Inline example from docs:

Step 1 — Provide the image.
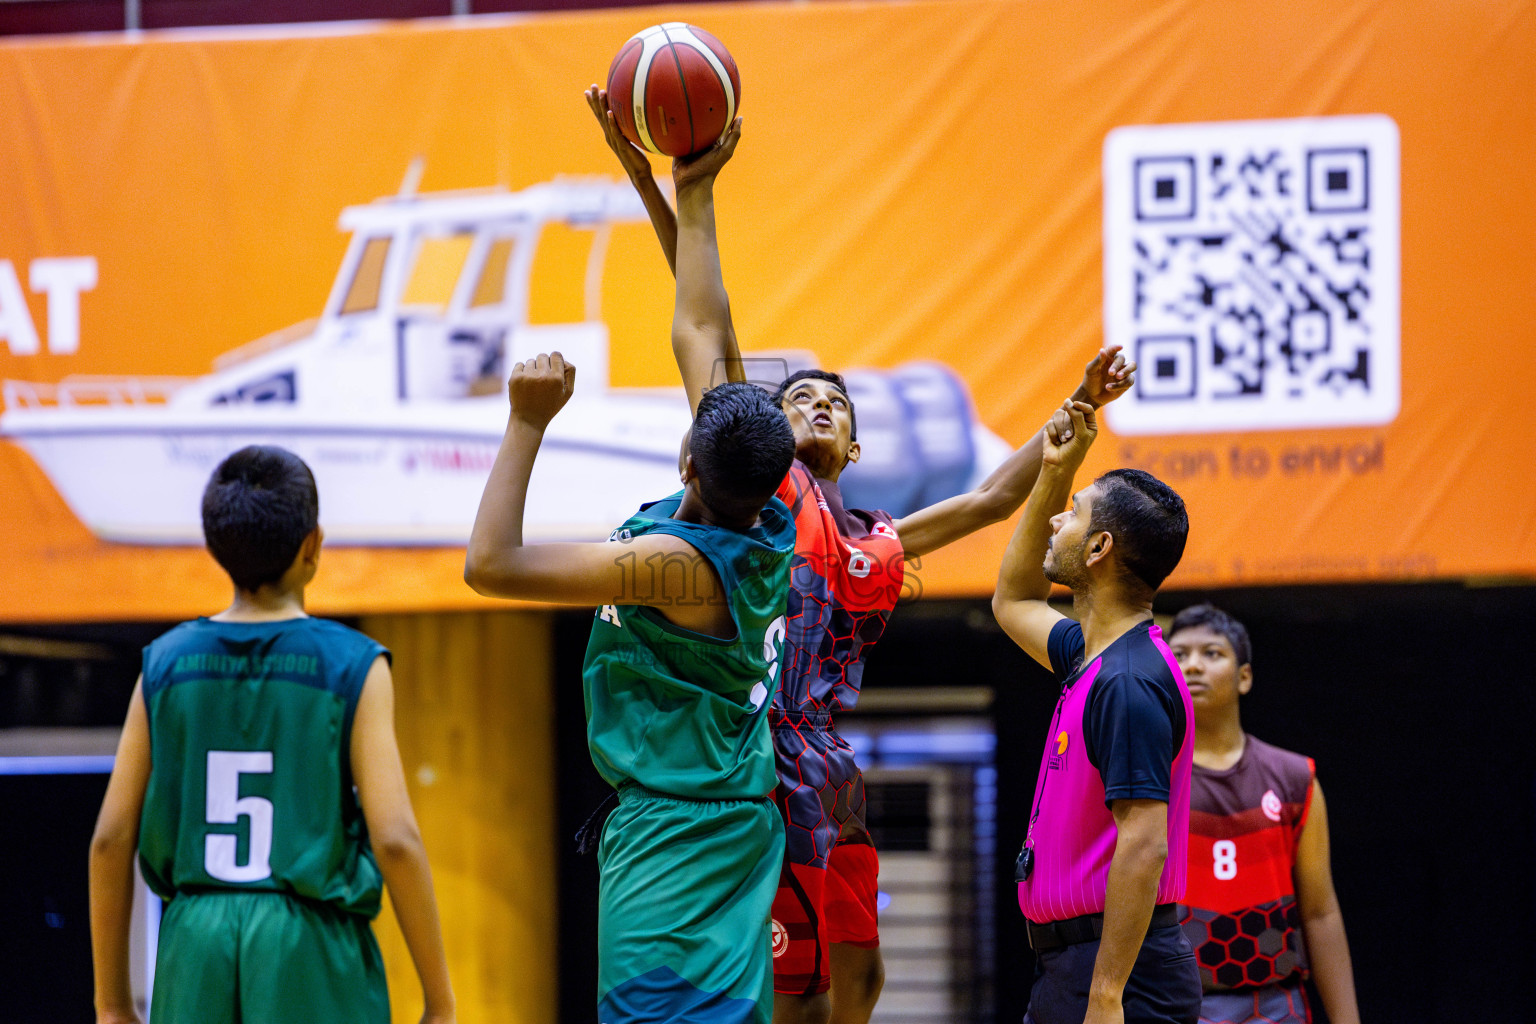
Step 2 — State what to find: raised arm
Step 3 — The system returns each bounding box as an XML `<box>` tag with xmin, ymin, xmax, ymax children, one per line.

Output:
<box><xmin>585</xmin><ymin>86</ymin><xmax>678</xmax><ymax>274</ymax></box>
<box><xmin>990</xmin><ymin>400</ymin><xmax>1097</xmax><ymax>669</ymax></box>
<box><xmin>1293</xmin><ymin>781</ymin><xmax>1361</xmax><ymax>1024</ymax></box>
<box><xmin>462</xmin><ymin>354</ymin><xmax>729</xmax><ymax>629</ymax></box>
<box><xmin>90</xmin><ymin>679</ymin><xmax>150</xmax><ymax>1024</ymax></box>
<box><xmin>895</xmin><ymin>346</ymin><xmax>1135</xmax><ymax>558</ymax></box>
<box><xmin>670</xmin><ymin>120</ymin><xmax>746</xmax><ymax>414</ymax></box>
<box><xmin>350</xmin><ymin>656</ymin><xmax>456</xmax><ymax>1024</ymax></box>
<box><xmin>585</xmin><ymin>88</ymin><xmax>744</xmax><ymax>412</ymax></box>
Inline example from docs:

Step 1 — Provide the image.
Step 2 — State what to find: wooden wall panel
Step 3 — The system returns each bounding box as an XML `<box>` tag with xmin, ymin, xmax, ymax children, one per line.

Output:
<box><xmin>359</xmin><ymin>610</ymin><xmax>557</xmax><ymax>1024</ymax></box>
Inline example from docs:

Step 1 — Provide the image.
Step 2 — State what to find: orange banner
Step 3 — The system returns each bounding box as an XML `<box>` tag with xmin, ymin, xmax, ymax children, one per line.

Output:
<box><xmin>2</xmin><ymin>0</ymin><xmax>1534</xmax><ymax>622</ymax></box>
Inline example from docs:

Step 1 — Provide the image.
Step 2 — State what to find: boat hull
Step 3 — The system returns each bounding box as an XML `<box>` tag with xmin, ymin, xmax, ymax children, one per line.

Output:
<box><xmin>2</xmin><ymin>395</ymin><xmax>690</xmax><ymax>545</ymax></box>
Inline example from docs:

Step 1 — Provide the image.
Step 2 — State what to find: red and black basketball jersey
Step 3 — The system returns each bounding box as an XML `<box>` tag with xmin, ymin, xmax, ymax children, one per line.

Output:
<box><xmin>1180</xmin><ymin>735</ymin><xmax>1315</xmax><ymax>992</ymax></box>
<box><xmin>770</xmin><ymin>462</ymin><xmax>905</xmax><ymax>715</ymax></box>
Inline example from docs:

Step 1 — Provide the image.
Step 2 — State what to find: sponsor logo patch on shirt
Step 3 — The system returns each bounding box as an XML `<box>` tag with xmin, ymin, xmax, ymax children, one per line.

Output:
<box><xmin>1048</xmin><ymin>730</ymin><xmax>1070</xmax><ymax>770</ymax></box>
<box><xmin>1261</xmin><ymin>788</ymin><xmax>1283</xmax><ymax>822</ymax></box>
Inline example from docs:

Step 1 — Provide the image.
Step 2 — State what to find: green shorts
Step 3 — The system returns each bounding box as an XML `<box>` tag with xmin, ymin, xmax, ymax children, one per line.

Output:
<box><xmin>152</xmin><ymin>891</ymin><xmax>388</xmax><ymax>1024</ymax></box>
<box><xmin>597</xmin><ymin>786</ymin><xmax>783</xmax><ymax>1024</ymax></box>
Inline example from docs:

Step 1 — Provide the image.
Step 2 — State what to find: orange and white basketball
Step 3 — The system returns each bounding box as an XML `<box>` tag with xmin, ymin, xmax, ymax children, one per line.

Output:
<box><xmin>606</xmin><ymin>23</ymin><xmax>741</xmax><ymax>158</ymax></box>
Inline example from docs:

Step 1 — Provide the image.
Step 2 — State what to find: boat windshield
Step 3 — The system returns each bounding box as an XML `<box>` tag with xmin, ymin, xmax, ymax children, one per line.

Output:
<box><xmin>472</xmin><ymin>237</ymin><xmax>515</xmax><ymax>309</ymax></box>
<box><xmin>341</xmin><ymin>236</ymin><xmax>390</xmax><ymax>315</ymax></box>
<box><xmin>402</xmin><ymin>233</ymin><xmax>474</xmax><ymax>315</ymax></box>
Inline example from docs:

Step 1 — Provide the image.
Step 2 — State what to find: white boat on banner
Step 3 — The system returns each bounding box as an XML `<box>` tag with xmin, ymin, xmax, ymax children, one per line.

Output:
<box><xmin>1</xmin><ymin>173</ymin><xmax>1007</xmax><ymax>546</ymax></box>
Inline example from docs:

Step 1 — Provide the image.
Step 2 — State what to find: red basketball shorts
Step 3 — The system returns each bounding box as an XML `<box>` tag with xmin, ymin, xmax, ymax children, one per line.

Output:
<box><xmin>769</xmin><ymin>711</ymin><xmax>882</xmax><ymax>996</ymax></box>
<box><xmin>770</xmin><ymin>843</ymin><xmax>880</xmax><ymax>995</ymax></box>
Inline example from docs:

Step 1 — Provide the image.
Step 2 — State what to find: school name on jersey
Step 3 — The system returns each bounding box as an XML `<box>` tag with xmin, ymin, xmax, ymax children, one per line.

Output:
<box><xmin>172</xmin><ymin>652</ymin><xmax>320</xmax><ymax>678</ymax></box>
<box><xmin>596</xmin><ymin>633</ymin><xmax>760</xmax><ymax>668</ymax></box>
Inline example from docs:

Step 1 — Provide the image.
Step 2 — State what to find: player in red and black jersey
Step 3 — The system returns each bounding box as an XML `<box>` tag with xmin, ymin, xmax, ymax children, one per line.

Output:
<box><xmin>584</xmin><ymin>92</ymin><xmax>1136</xmax><ymax>1024</ymax></box>
<box><xmin>1167</xmin><ymin>605</ymin><xmax>1361</xmax><ymax>1024</ymax></box>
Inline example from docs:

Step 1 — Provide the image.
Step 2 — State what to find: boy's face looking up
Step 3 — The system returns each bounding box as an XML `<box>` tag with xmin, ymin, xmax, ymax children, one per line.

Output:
<box><xmin>780</xmin><ymin>377</ymin><xmax>857</xmax><ymax>474</ymax></box>
<box><xmin>1169</xmin><ymin>624</ymin><xmax>1252</xmax><ymax>715</ymax></box>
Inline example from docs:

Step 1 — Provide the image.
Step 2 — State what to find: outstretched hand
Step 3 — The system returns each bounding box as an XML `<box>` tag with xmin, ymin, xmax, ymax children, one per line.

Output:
<box><xmin>509</xmin><ymin>352</ymin><xmax>577</xmax><ymax>431</ymax></box>
<box><xmin>584</xmin><ymin>85</ymin><xmax>654</xmax><ymax>184</ymax></box>
<box><xmin>1043</xmin><ymin>399</ymin><xmax>1098</xmax><ymax>469</ymax></box>
<box><xmin>673</xmin><ymin>117</ymin><xmax>743</xmax><ymax>192</ymax></box>
<box><xmin>1079</xmin><ymin>345</ymin><xmax>1136</xmax><ymax>407</ymax></box>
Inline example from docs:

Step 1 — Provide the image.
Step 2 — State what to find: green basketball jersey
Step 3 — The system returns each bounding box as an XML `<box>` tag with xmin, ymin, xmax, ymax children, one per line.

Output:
<box><xmin>582</xmin><ymin>492</ymin><xmax>795</xmax><ymax>800</ymax></box>
<box><xmin>138</xmin><ymin>617</ymin><xmax>386</xmax><ymax>917</ymax></box>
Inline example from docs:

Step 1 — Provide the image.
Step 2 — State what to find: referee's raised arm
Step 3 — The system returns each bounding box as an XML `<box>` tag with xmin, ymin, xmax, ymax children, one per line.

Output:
<box><xmin>991</xmin><ymin>399</ymin><xmax>1097</xmax><ymax>671</ymax></box>
<box><xmin>995</xmin><ymin>408</ymin><xmax>1198</xmax><ymax>1024</ymax></box>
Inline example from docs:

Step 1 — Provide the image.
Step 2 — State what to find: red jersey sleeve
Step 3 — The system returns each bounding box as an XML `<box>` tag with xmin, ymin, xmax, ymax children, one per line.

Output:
<box><xmin>776</xmin><ymin>461</ymin><xmax>809</xmax><ymax>508</ymax></box>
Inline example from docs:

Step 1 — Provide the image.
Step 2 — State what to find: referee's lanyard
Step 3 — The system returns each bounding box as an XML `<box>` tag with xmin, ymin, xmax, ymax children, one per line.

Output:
<box><xmin>1015</xmin><ymin>668</ymin><xmax>1083</xmax><ymax>884</ymax></box>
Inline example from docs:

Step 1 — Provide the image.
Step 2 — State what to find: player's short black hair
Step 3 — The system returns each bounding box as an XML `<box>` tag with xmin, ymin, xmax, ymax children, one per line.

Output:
<box><xmin>201</xmin><ymin>445</ymin><xmax>319</xmax><ymax>592</ymax></box>
<box><xmin>690</xmin><ymin>382</ymin><xmax>796</xmax><ymax>523</ymax></box>
<box><xmin>1087</xmin><ymin>468</ymin><xmax>1188</xmax><ymax>591</ymax></box>
<box><xmin>772</xmin><ymin>369</ymin><xmax>857</xmax><ymax>441</ymax></box>
<box><xmin>1169</xmin><ymin>603</ymin><xmax>1253</xmax><ymax>667</ymax></box>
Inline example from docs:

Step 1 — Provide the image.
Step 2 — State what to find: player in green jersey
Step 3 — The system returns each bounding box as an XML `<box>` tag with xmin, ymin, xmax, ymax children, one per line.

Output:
<box><xmin>89</xmin><ymin>446</ymin><xmax>455</xmax><ymax>1024</ymax></box>
<box><xmin>463</xmin><ymin>116</ymin><xmax>796</xmax><ymax>1024</ymax></box>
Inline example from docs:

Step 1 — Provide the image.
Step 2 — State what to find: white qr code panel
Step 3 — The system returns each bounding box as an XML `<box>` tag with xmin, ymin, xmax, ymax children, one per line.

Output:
<box><xmin>1103</xmin><ymin>116</ymin><xmax>1399</xmax><ymax>435</ymax></box>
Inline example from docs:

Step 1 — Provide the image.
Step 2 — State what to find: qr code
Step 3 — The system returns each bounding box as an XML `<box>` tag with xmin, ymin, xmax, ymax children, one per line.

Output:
<box><xmin>1103</xmin><ymin>115</ymin><xmax>1399</xmax><ymax>435</ymax></box>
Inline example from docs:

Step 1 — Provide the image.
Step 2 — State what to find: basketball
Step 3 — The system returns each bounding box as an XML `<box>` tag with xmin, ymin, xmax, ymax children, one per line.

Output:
<box><xmin>606</xmin><ymin>23</ymin><xmax>741</xmax><ymax>158</ymax></box>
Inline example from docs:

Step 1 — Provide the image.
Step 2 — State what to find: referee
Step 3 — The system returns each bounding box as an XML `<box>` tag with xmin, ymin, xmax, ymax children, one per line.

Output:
<box><xmin>992</xmin><ymin>399</ymin><xmax>1201</xmax><ymax>1024</ymax></box>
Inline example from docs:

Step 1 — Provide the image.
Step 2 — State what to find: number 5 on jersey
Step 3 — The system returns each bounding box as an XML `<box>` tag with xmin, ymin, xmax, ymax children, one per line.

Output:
<box><xmin>205</xmin><ymin>750</ymin><xmax>274</xmax><ymax>883</ymax></box>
